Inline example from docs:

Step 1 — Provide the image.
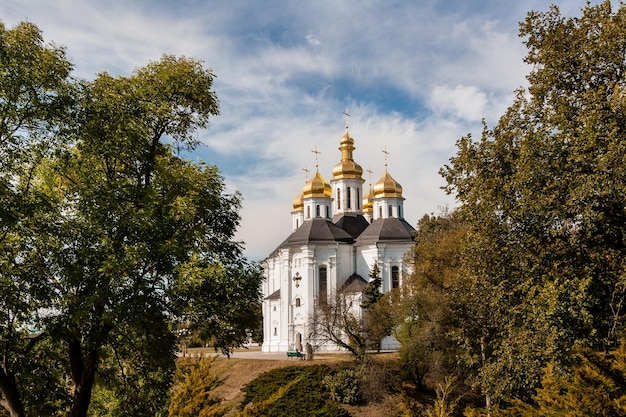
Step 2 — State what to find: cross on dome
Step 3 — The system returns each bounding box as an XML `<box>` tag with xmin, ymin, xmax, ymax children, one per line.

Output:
<box><xmin>382</xmin><ymin>146</ymin><xmax>390</xmax><ymax>169</ymax></box>
<box><xmin>312</xmin><ymin>145</ymin><xmax>321</xmax><ymax>169</ymax></box>
<box><xmin>343</xmin><ymin>108</ymin><xmax>350</xmax><ymax>131</ymax></box>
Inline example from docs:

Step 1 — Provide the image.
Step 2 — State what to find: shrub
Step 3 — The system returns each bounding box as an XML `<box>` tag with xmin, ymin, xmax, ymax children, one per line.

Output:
<box><xmin>324</xmin><ymin>369</ymin><xmax>360</xmax><ymax>405</ymax></box>
<box><xmin>240</xmin><ymin>365</ymin><xmax>350</xmax><ymax>417</ymax></box>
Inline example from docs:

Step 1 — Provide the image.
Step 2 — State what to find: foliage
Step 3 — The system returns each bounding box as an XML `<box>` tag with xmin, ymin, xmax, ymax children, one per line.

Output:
<box><xmin>360</xmin><ymin>262</ymin><xmax>395</xmax><ymax>351</ymax></box>
<box><xmin>440</xmin><ymin>0</ymin><xmax>626</xmax><ymax>405</ymax></box>
<box><xmin>361</xmin><ymin>262</ymin><xmax>382</xmax><ymax>310</ymax></box>
<box><xmin>396</xmin><ymin>211</ymin><xmax>466</xmax><ymax>390</ymax></box>
<box><xmin>239</xmin><ymin>365</ymin><xmax>350</xmax><ymax>417</ymax></box>
<box><xmin>496</xmin><ymin>341</ymin><xmax>626</xmax><ymax>416</ymax></box>
<box><xmin>0</xmin><ymin>20</ymin><xmax>262</xmax><ymax>417</ymax></box>
<box><xmin>168</xmin><ymin>357</ymin><xmax>228</xmax><ymax>417</ymax></box>
<box><xmin>425</xmin><ymin>376</ymin><xmax>460</xmax><ymax>417</ymax></box>
<box><xmin>324</xmin><ymin>369</ymin><xmax>360</xmax><ymax>405</ymax></box>
<box><xmin>0</xmin><ymin>20</ymin><xmax>74</xmax><ymax>417</ymax></box>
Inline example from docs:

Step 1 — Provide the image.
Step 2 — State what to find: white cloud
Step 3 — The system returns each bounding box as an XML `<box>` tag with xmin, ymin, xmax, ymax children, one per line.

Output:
<box><xmin>1</xmin><ymin>0</ymin><xmax>590</xmax><ymax>260</ymax></box>
<box><xmin>429</xmin><ymin>85</ymin><xmax>487</xmax><ymax>121</ymax></box>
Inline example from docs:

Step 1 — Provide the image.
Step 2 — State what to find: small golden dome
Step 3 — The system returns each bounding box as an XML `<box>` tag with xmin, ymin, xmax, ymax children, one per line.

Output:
<box><xmin>362</xmin><ymin>186</ymin><xmax>374</xmax><ymax>212</ymax></box>
<box><xmin>373</xmin><ymin>170</ymin><xmax>403</xmax><ymax>198</ymax></box>
<box><xmin>332</xmin><ymin>132</ymin><xmax>363</xmax><ymax>180</ymax></box>
<box><xmin>292</xmin><ymin>191</ymin><xmax>304</xmax><ymax>211</ymax></box>
<box><xmin>303</xmin><ymin>170</ymin><xmax>332</xmax><ymax>198</ymax></box>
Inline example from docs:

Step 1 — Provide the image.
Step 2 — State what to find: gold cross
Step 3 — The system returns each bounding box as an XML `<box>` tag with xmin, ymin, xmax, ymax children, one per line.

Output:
<box><xmin>303</xmin><ymin>164</ymin><xmax>310</xmax><ymax>181</ymax></box>
<box><xmin>343</xmin><ymin>108</ymin><xmax>350</xmax><ymax>131</ymax></box>
<box><xmin>312</xmin><ymin>145</ymin><xmax>321</xmax><ymax>169</ymax></box>
<box><xmin>382</xmin><ymin>146</ymin><xmax>389</xmax><ymax>168</ymax></box>
<box><xmin>367</xmin><ymin>166</ymin><xmax>373</xmax><ymax>184</ymax></box>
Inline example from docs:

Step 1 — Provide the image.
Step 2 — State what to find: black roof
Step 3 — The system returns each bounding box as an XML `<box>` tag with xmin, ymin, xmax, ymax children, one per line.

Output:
<box><xmin>356</xmin><ymin>217</ymin><xmax>415</xmax><ymax>245</ymax></box>
<box><xmin>341</xmin><ymin>273</ymin><xmax>368</xmax><ymax>293</ymax></box>
<box><xmin>265</xmin><ymin>289</ymin><xmax>280</xmax><ymax>300</ymax></box>
<box><xmin>332</xmin><ymin>213</ymin><xmax>371</xmax><ymax>238</ymax></box>
<box><xmin>268</xmin><ymin>219</ymin><xmax>354</xmax><ymax>256</ymax></box>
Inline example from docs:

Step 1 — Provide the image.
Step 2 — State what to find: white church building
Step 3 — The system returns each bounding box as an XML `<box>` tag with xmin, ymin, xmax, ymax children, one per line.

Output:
<box><xmin>261</xmin><ymin>121</ymin><xmax>415</xmax><ymax>353</ymax></box>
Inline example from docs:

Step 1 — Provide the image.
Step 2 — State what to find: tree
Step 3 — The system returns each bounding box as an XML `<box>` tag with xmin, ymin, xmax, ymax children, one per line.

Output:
<box><xmin>441</xmin><ymin>0</ymin><xmax>626</xmax><ymax>405</ymax></box>
<box><xmin>361</xmin><ymin>262</ymin><xmax>382</xmax><ymax>310</ymax></box>
<box><xmin>0</xmin><ymin>21</ymin><xmax>74</xmax><ymax>417</ymax></box>
<box><xmin>361</xmin><ymin>262</ymin><xmax>393</xmax><ymax>351</ymax></box>
<box><xmin>396</xmin><ymin>211</ymin><xmax>466</xmax><ymax>390</ymax></box>
<box><xmin>309</xmin><ymin>288</ymin><xmax>368</xmax><ymax>361</ymax></box>
<box><xmin>0</xmin><ymin>21</ymin><xmax>262</xmax><ymax>417</ymax></box>
<box><xmin>499</xmin><ymin>341</ymin><xmax>626</xmax><ymax>416</ymax></box>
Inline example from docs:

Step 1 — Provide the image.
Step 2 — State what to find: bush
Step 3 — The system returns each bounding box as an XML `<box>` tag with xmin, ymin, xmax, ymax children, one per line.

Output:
<box><xmin>240</xmin><ymin>365</ymin><xmax>350</xmax><ymax>417</ymax></box>
<box><xmin>324</xmin><ymin>369</ymin><xmax>360</xmax><ymax>405</ymax></box>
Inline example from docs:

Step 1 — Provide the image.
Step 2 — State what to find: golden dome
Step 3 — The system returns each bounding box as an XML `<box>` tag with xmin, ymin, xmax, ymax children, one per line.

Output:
<box><xmin>362</xmin><ymin>186</ymin><xmax>374</xmax><ymax>213</ymax></box>
<box><xmin>292</xmin><ymin>191</ymin><xmax>304</xmax><ymax>211</ymax></box>
<box><xmin>303</xmin><ymin>170</ymin><xmax>332</xmax><ymax>198</ymax></box>
<box><xmin>373</xmin><ymin>170</ymin><xmax>403</xmax><ymax>198</ymax></box>
<box><xmin>332</xmin><ymin>132</ymin><xmax>363</xmax><ymax>180</ymax></box>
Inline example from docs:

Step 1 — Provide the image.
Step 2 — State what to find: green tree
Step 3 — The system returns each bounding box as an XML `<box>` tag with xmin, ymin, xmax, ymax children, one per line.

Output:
<box><xmin>361</xmin><ymin>262</ymin><xmax>394</xmax><ymax>351</ymax></box>
<box><xmin>441</xmin><ymin>0</ymin><xmax>626</xmax><ymax>406</ymax></box>
<box><xmin>361</xmin><ymin>262</ymin><xmax>382</xmax><ymax>310</ymax></box>
<box><xmin>0</xmin><ymin>21</ymin><xmax>74</xmax><ymax>417</ymax></box>
<box><xmin>498</xmin><ymin>341</ymin><xmax>626</xmax><ymax>416</ymax></box>
<box><xmin>396</xmin><ymin>211</ymin><xmax>466</xmax><ymax>390</ymax></box>
<box><xmin>0</xmin><ymin>21</ymin><xmax>262</xmax><ymax>417</ymax></box>
<box><xmin>168</xmin><ymin>357</ymin><xmax>228</xmax><ymax>417</ymax></box>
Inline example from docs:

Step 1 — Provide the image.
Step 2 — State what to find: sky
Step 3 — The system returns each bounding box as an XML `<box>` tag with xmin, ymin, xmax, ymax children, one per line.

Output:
<box><xmin>3</xmin><ymin>0</ymin><xmax>598</xmax><ymax>261</ymax></box>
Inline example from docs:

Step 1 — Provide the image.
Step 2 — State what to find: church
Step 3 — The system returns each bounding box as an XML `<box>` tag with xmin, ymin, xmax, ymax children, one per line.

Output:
<box><xmin>261</xmin><ymin>118</ymin><xmax>415</xmax><ymax>353</ymax></box>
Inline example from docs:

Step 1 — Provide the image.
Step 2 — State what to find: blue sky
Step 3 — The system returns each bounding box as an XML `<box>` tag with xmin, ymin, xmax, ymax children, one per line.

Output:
<box><xmin>3</xmin><ymin>0</ymin><xmax>597</xmax><ymax>260</ymax></box>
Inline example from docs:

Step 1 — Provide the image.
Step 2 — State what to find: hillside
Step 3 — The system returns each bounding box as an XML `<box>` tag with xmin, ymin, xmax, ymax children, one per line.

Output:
<box><xmin>171</xmin><ymin>351</ymin><xmax>410</xmax><ymax>417</ymax></box>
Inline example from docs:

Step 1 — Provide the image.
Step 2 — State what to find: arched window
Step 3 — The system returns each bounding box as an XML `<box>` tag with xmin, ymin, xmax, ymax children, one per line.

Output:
<box><xmin>379</xmin><ymin>206</ymin><xmax>383</xmax><ymax>218</ymax></box>
<box><xmin>398</xmin><ymin>205</ymin><xmax>402</xmax><ymax>218</ymax></box>
<box><xmin>357</xmin><ymin>188</ymin><xmax>360</xmax><ymax>209</ymax></box>
<box><xmin>316</xmin><ymin>204</ymin><xmax>320</xmax><ymax>217</ymax></box>
<box><xmin>388</xmin><ymin>205</ymin><xmax>393</xmax><ymax>217</ymax></box>
<box><xmin>347</xmin><ymin>187</ymin><xmax>351</xmax><ymax>209</ymax></box>
<box><xmin>337</xmin><ymin>189</ymin><xmax>341</xmax><ymax>209</ymax></box>
<box><xmin>274</xmin><ymin>327</ymin><xmax>278</xmax><ymax>336</ymax></box>
<box><xmin>392</xmin><ymin>266</ymin><xmax>400</xmax><ymax>289</ymax></box>
<box><xmin>326</xmin><ymin>206</ymin><xmax>330</xmax><ymax>218</ymax></box>
<box><xmin>295</xmin><ymin>298</ymin><xmax>301</xmax><ymax>307</ymax></box>
<box><xmin>307</xmin><ymin>206</ymin><xmax>311</xmax><ymax>218</ymax></box>
<box><xmin>296</xmin><ymin>219</ymin><xmax>299</xmax><ymax>228</ymax></box>
<box><xmin>319</xmin><ymin>266</ymin><xmax>327</xmax><ymax>305</ymax></box>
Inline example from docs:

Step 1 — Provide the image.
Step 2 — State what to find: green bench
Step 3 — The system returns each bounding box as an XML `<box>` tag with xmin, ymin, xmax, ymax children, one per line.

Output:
<box><xmin>286</xmin><ymin>351</ymin><xmax>304</xmax><ymax>359</ymax></box>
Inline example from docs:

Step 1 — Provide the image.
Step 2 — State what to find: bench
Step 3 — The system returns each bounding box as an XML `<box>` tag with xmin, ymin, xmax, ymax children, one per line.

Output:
<box><xmin>286</xmin><ymin>351</ymin><xmax>304</xmax><ymax>359</ymax></box>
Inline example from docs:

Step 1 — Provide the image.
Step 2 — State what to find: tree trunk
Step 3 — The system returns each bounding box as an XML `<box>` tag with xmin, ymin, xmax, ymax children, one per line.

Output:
<box><xmin>0</xmin><ymin>367</ymin><xmax>25</xmax><ymax>417</ymax></box>
<box><xmin>68</xmin><ymin>340</ymin><xmax>99</xmax><ymax>417</ymax></box>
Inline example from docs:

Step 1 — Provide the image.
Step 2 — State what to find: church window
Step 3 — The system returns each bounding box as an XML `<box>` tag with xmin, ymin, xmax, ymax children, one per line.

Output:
<box><xmin>388</xmin><ymin>205</ymin><xmax>393</xmax><ymax>217</ymax></box>
<box><xmin>295</xmin><ymin>298</ymin><xmax>301</xmax><ymax>307</ymax></box>
<box><xmin>337</xmin><ymin>189</ymin><xmax>341</xmax><ymax>209</ymax></box>
<box><xmin>307</xmin><ymin>206</ymin><xmax>311</xmax><ymax>218</ymax></box>
<box><xmin>273</xmin><ymin>306</ymin><xmax>276</xmax><ymax>311</ymax></box>
<box><xmin>357</xmin><ymin>188</ymin><xmax>360</xmax><ymax>209</ymax></box>
<box><xmin>379</xmin><ymin>206</ymin><xmax>383</xmax><ymax>218</ymax></box>
<box><xmin>392</xmin><ymin>266</ymin><xmax>400</xmax><ymax>289</ymax></box>
<box><xmin>326</xmin><ymin>206</ymin><xmax>330</xmax><ymax>218</ymax></box>
<box><xmin>319</xmin><ymin>266</ymin><xmax>327</xmax><ymax>305</ymax></box>
<box><xmin>316</xmin><ymin>205</ymin><xmax>320</xmax><ymax>217</ymax></box>
<box><xmin>274</xmin><ymin>327</ymin><xmax>277</xmax><ymax>336</ymax></box>
<box><xmin>398</xmin><ymin>205</ymin><xmax>402</xmax><ymax>218</ymax></box>
<box><xmin>347</xmin><ymin>187</ymin><xmax>351</xmax><ymax>209</ymax></box>
<box><xmin>296</xmin><ymin>219</ymin><xmax>299</xmax><ymax>228</ymax></box>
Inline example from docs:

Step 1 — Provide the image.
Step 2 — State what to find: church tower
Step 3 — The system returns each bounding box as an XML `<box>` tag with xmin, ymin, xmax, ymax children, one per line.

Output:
<box><xmin>330</xmin><ymin>113</ymin><xmax>365</xmax><ymax>218</ymax></box>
